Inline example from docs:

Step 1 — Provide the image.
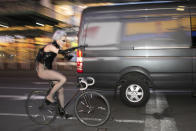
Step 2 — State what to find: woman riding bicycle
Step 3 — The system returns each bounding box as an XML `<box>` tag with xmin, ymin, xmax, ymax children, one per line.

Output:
<box><xmin>35</xmin><ymin>30</ymin><xmax>77</xmax><ymax>117</ymax></box>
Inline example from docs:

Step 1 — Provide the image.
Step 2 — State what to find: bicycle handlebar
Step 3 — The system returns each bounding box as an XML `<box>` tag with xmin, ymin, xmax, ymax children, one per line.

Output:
<box><xmin>78</xmin><ymin>77</ymin><xmax>95</xmax><ymax>91</ymax></box>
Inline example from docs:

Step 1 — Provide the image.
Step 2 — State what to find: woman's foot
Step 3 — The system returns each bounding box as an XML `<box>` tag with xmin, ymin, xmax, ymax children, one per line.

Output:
<box><xmin>45</xmin><ymin>99</ymin><xmax>56</xmax><ymax>105</ymax></box>
<box><xmin>45</xmin><ymin>96</ymin><xmax>56</xmax><ymax>105</ymax></box>
<box><xmin>46</xmin><ymin>95</ymin><xmax>55</xmax><ymax>102</ymax></box>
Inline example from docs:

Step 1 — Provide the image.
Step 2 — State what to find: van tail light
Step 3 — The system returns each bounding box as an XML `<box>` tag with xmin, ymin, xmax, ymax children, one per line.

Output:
<box><xmin>77</xmin><ymin>50</ymin><xmax>83</xmax><ymax>73</ymax></box>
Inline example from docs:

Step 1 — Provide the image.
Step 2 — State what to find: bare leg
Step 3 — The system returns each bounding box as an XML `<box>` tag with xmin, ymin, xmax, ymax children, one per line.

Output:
<box><xmin>58</xmin><ymin>88</ymin><xmax>64</xmax><ymax>108</ymax></box>
<box><xmin>50</xmin><ymin>81</ymin><xmax>65</xmax><ymax>108</ymax></box>
<box><xmin>37</xmin><ymin>70</ymin><xmax>67</xmax><ymax>105</ymax></box>
<box><xmin>51</xmin><ymin>81</ymin><xmax>64</xmax><ymax>108</ymax></box>
<box><xmin>47</xmin><ymin>78</ymin><xmax>66</xmax><ymax>103</ymax></box>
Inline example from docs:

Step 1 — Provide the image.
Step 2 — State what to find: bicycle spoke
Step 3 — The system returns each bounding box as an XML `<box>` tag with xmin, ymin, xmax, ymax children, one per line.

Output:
<box><xmin>90</xmin><ymin>93</ymin><xmax>93</xmax><ymax>99</ymax></box>
<box><xmin>83</xmin><ymin>95</ymin><xmax>91</xmax><ymax>108</ymax></box>
<box><xmin>47</xmin><ymin>109</ymin><xmax>53</xmax><ymax>114</ymax></box>
<box><xmin>80</xmin><ymin>100</ymin><xmax>88</xmax><ymax>108</ymax></box>
<box><xmin>78</xmin><ymin>109</ymin><xmax>85</xmax><ymax>113</ymax></box>
<box><xmin>97</xmin><ymin>106</ymin><xmax>106</xmax><ymax>111</ymax></box>
<box><xmin>42</xmin><ymin>114</ymin><xmax>46</xmax><ymax>121</ymax></box>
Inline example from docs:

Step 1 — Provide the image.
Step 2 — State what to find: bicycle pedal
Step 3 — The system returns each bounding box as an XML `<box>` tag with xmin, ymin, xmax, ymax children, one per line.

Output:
<box><xmin>58</xmin><ymin>109</ymin><xmax>73</xmax><ymax>119</ymax></box>
<box><xmin>65</xmin><ymin>113</ymin><xmax>73</xmax><ymax>119</ymax></box>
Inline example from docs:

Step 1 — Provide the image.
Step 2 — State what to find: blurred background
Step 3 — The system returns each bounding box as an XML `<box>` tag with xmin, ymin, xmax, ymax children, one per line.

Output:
<box><xmin>0</xmin><ymin>0</ymin><xmax>119</xmax><ymax>71</ymax></box>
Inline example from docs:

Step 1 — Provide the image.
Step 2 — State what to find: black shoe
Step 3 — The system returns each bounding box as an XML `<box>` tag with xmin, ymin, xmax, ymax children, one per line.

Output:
<box><xmin>58</xmin><ymin>108</ymin><xmax>73</xmax><ymax>119</ymax></box>
<box><xmin>45</xmin><ymin>99</ymin><xmax>57</xmax><ymax>106</ymax></box>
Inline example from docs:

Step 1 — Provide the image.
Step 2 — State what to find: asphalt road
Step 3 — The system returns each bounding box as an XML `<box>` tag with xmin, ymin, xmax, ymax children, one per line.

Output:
<box><xmin>0</xmin><ymin>71</ymin><xmax>196</xmax><ymax>131</ymax></box>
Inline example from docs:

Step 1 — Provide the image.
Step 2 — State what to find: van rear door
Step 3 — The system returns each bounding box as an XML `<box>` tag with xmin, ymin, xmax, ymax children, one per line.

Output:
<box><xmin>78</xmin><ymin>14</ymin><xmax>123</xmax><ymax>88</ymax></box>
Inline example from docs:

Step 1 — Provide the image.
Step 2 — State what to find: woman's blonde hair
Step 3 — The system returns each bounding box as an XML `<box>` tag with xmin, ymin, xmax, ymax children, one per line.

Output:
<box><xmin>52</xmin><ymin>30</ymin><xmax>67</xmax><ymax>41</ymax></box>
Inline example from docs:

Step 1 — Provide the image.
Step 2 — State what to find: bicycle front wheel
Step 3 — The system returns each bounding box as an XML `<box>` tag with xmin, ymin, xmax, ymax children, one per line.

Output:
<box><xmin>25</xmin><ymin>90</ymin><xmax>57</xmax><ymax>125</ymax></box>
<box><xmin>75</xmin><ymin>91</ymin><xmax>110</xmax><ymax>127</ymax></box>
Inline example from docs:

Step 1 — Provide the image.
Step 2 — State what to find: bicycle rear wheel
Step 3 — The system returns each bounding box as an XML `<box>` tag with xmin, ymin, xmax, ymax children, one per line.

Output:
<box><xmin>25</xmin><ymin>90</ymin><xmax>57</xmax><ymax>125</ymax></box>
<box><xmin>75</xmin><ymin>91</ymin><xmax>110</xmax><ymax>127</ymax></box>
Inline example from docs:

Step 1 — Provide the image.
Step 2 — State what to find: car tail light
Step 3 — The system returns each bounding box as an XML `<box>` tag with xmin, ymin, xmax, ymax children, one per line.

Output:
<box><xmin>77</xmin><ymin>50</ymin><xmax>83</xmax><ymax>73</ymax></box>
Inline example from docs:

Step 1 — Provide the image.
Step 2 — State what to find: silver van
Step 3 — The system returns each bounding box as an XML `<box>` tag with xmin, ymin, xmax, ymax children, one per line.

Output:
<box><xmin>76</xmin><ymin>1</ymin><xmax>196</xmax><ymax>107</ymax></box>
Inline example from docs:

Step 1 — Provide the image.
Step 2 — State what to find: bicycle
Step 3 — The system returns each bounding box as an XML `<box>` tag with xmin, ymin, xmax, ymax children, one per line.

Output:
<box><xmin>25</xmin><ymin>77</ymin><xmax>111</xmax><ymax>127</ymax></box>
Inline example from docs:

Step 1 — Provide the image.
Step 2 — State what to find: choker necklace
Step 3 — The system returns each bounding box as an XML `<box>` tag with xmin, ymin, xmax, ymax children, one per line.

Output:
<box><xmin>52</xmin><ymin>41</ymin><xmax>60</xmax><ymax>49</ymax></box>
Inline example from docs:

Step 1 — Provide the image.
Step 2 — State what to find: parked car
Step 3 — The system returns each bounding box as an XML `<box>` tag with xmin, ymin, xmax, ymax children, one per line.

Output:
<box><xmin>77</xmin><ymin>1</ymin><xmax>196</xmax><ymax>107</ymax></box>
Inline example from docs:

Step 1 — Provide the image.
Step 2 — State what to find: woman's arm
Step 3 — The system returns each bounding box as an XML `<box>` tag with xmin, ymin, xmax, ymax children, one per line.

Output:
<box><xmin>49</xmin><ymin>44</ymin><xmax>86</xmax><ymax>55</ymax></box>
<box><xmin>58</xmin><ymin>47</ymin><xmax>79</xmax><ymax>55</ymax></box>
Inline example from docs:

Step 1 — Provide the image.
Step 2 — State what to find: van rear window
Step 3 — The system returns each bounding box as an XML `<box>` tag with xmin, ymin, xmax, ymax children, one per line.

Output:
<box><xmin>81</xmin><ymin>22</ymin><xmax>121</xmax><ymax>46</ymax></box>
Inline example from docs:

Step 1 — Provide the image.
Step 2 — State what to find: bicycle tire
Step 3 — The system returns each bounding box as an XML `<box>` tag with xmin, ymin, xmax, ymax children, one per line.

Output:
<box><xmin>75</xmin><ymin>91</ymin><xmax>111</xmax><ymax>127</ymax></box>
<box><xmin>25</xmin><ymin>90</ymin><xmax>57</xmax><ymax>125</ymax></box>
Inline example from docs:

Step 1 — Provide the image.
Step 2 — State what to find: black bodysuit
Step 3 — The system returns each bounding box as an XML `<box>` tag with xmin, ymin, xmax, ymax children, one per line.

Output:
<box><xmin>36</xmin><ymin>41</ymin><xmax>59</xmax><ymax>69</ymax></box>
<box><xmin>35</xmin><ymin>41</ymin><xmax>78</xmax><ymax>69</ymax></box>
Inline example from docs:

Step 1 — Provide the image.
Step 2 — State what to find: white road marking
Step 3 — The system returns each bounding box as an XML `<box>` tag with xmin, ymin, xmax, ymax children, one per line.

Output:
<box><xmin>0</xmin><ymin>87</ymin><xmax>48</xmax><ymax>90</ymax></box>
<box><xmin>145</xmin><ymin>92</ymin><xmax>178</xmax><ymax>131</ymax></box>
<box><xmin>0</xmin><ymin>112</ymin><xmax>144</xmax><ymax>124</ymax></box>
<box><xmin>0</xmin><ymin>112</ymin><xmax>74</xmax><ymax>120</ymax></box>
<box><xmin>32</xmin><ymin>82</ymin><xmax>49</xmax><ymax>85</ymax></box>
<box><xmin>160</xmin><ymin>118</ymin><xmax>178</xmax><ymax>131</ymax></box>
<box><xmin>32</xmin><ymin>82</ymin><xmax>75</xmax><ymax>85</ymax></box>
<box><xmin>0</xmin><ymin>95</ymin><xmax>46</xmax><ymax>100</ymax></box>
<box><xmin>114</xmin><ymin>119</ymin><xmax>144</xmax><ymax>124</ymax></box>
<box><xmin>151</xmin><ymin>90</ymin><xmax>191</xmax><ymax>93</ymax></box>
<box><xmin>0</xmin><ymin>113</ymin><xmax>28</xmax><ymax>117</ymax></box>
<box><xmin>0</xmin><ymin>87</ymin><xmax>76</xmax><ymax>91</ymax></box>
<box><xmin>0</xmin><ymin>95</ymin><xmax>28</xmax><ymax>100</ymax></box>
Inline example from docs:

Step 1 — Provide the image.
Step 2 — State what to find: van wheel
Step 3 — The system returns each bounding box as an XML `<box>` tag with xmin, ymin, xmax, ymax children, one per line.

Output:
<box><xmin>120</xmin><ymin>74</ymin><xmax>150</xmax><ymax>107</ymax></box>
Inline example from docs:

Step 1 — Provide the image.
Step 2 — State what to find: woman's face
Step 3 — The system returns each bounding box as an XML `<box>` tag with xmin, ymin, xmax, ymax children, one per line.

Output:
<box><xmin>56</xmin><ymin>36</ymin><xmax>67</xmax><ymax>48</ymax></box>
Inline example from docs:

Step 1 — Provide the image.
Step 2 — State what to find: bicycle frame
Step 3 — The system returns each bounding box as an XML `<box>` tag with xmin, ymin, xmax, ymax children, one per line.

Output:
<box><xmin>62</xmin><ymin>89</ymin><xmax>84</xmax><ymax>110</ymax></box>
